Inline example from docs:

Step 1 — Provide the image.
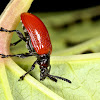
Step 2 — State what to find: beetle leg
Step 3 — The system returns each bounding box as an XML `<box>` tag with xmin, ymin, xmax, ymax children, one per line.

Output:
<box><xmin>10</xmin><ymin>39</ymin><xmax>22</xmax><ymax>46</ymax></box>
<box><xmin>25</xmin><ymin>36</ymin><xmax>36</xmax><ymax>53</ymax></box>
<box><xmin>0</xmin><ymin>27</ymin><xmax>26</xmax><ymax>42</ymax></box>
<box><xmin>48</xmin><ymin>74</ymin><xmax>71</xmax><ymax>83</ymax></box>
<box><xmin>0</xmin><ymin>53</ymin><xmax>34</xmax><ymax>58</ymax></box>
<box><xmin>18</xmin><ymin>60</ymin><xmax>37</xmax><ymax>81</ymax></box>
<box><xmin>48</xmin><ymin>75</ymin><xmax>57</xmax><ymax>82</ymax></box>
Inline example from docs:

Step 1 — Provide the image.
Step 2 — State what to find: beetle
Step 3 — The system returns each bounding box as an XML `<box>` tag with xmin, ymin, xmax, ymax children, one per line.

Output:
<box><xmin>0</xmin><ymin>13</ymin><xmax>71</xmax><ymax>83</ymax></box>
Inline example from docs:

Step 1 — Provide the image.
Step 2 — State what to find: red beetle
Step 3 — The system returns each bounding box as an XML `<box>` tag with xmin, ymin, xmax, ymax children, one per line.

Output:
<box><xmin>0</xmin><ymin>13</ymin><xmax>71</xmax><ymax>83</ymax></box>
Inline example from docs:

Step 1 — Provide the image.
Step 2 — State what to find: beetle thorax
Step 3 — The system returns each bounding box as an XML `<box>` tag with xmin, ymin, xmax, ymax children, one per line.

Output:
<box><xmin>38</xmin><ymin>54</ymin><xmax>50</xmax><ymax>67</ymax></box>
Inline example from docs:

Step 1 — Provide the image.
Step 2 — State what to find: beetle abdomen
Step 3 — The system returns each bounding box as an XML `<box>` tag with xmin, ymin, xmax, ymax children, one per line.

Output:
<box><xmin>21</xmin><ymin>13</ymin><xmax>52</xmax><ymax>55</ymax></box>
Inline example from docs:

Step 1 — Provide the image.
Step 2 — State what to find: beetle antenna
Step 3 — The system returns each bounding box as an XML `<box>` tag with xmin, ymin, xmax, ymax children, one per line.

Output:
<box><xmin>48</xmin><ymin>74</ymin><xmax>71</xmax><ymax>83</ymax></box>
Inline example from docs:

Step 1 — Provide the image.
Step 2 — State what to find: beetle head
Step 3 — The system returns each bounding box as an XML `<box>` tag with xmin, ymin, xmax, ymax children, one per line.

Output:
<box><xmin>38</xmin><ymin>53</ymin><xmax>71</xmax><ymax>83</ymax></box>
<box><xmin>40</xmin><ymin>66</ymin><xmax>49</xmax><ymax>81</ymax></box>
<box><xmin>38</xmin><ymin>54</ymin><xmax>50</xmax><ymax>81</ymax></box>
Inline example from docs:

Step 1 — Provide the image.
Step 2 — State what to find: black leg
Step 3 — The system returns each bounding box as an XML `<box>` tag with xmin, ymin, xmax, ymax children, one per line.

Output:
<box><xmin>48</xmin><ymin>74</ymin><xmax>71</xmax><ymax>83</ymax></box>
<box><xmin>48</xmin><ymin>75</ymin><xmax>57</xmax><ymax>82</ymax></box>
<box><xmin>0</xmin><ymin>27</ymin><xmax>26</xmax><ymax>42</ymax></box>
<box><xmin>47</xmin><ymin>65</ymin><xmax>58</xmax><ymax>82</ymax></box>
<box><xmin>0</xmin><ymin>53</ymin><xmax>34</xmax><ymax>58</ymax></box>
<box><xmin>10</xmin><ymin>39</ymin><xmax>22</xmax><ymax>46</ymax></box>
<box><xmin>18</xmin><ymin>60</ymin><xmax>37</xmax><ymax>81</ymax></box>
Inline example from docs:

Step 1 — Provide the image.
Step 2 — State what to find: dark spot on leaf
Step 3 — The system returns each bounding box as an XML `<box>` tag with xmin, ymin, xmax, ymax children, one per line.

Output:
<box><xmin>52</xmin><ymin>23</ymin><xmax>72</xmax><ymax>30</ymax></box>
<box><xmin>81</xmin><ymin>50</ymin><xmax>93</xmax><ymax>54</ymax></box>
<box><xmin>74</xmin><ymin>19</ymin><xmax>82</xmax><ymax>24</ymax></box>
<box><xmin>65</xmin><ymin>41</ymin><xmax>83</xmax><ymax>47</ymax></box>
<box><xmin>91</xmin><ymin>15</ymin><xmax>100</xmax><ymax>22</ymax></box>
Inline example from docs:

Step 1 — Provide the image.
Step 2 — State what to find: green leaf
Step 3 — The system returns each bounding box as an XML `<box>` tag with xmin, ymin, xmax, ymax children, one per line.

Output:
<box><xmin>5</xmin><ymin>58</ymin><xmax>64</xmax><ymax>100</ymax></box>
<box><xmin>6</xmin><ymin>53</ymin><xmax>100</xmax><ymax>100</ymax></box>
